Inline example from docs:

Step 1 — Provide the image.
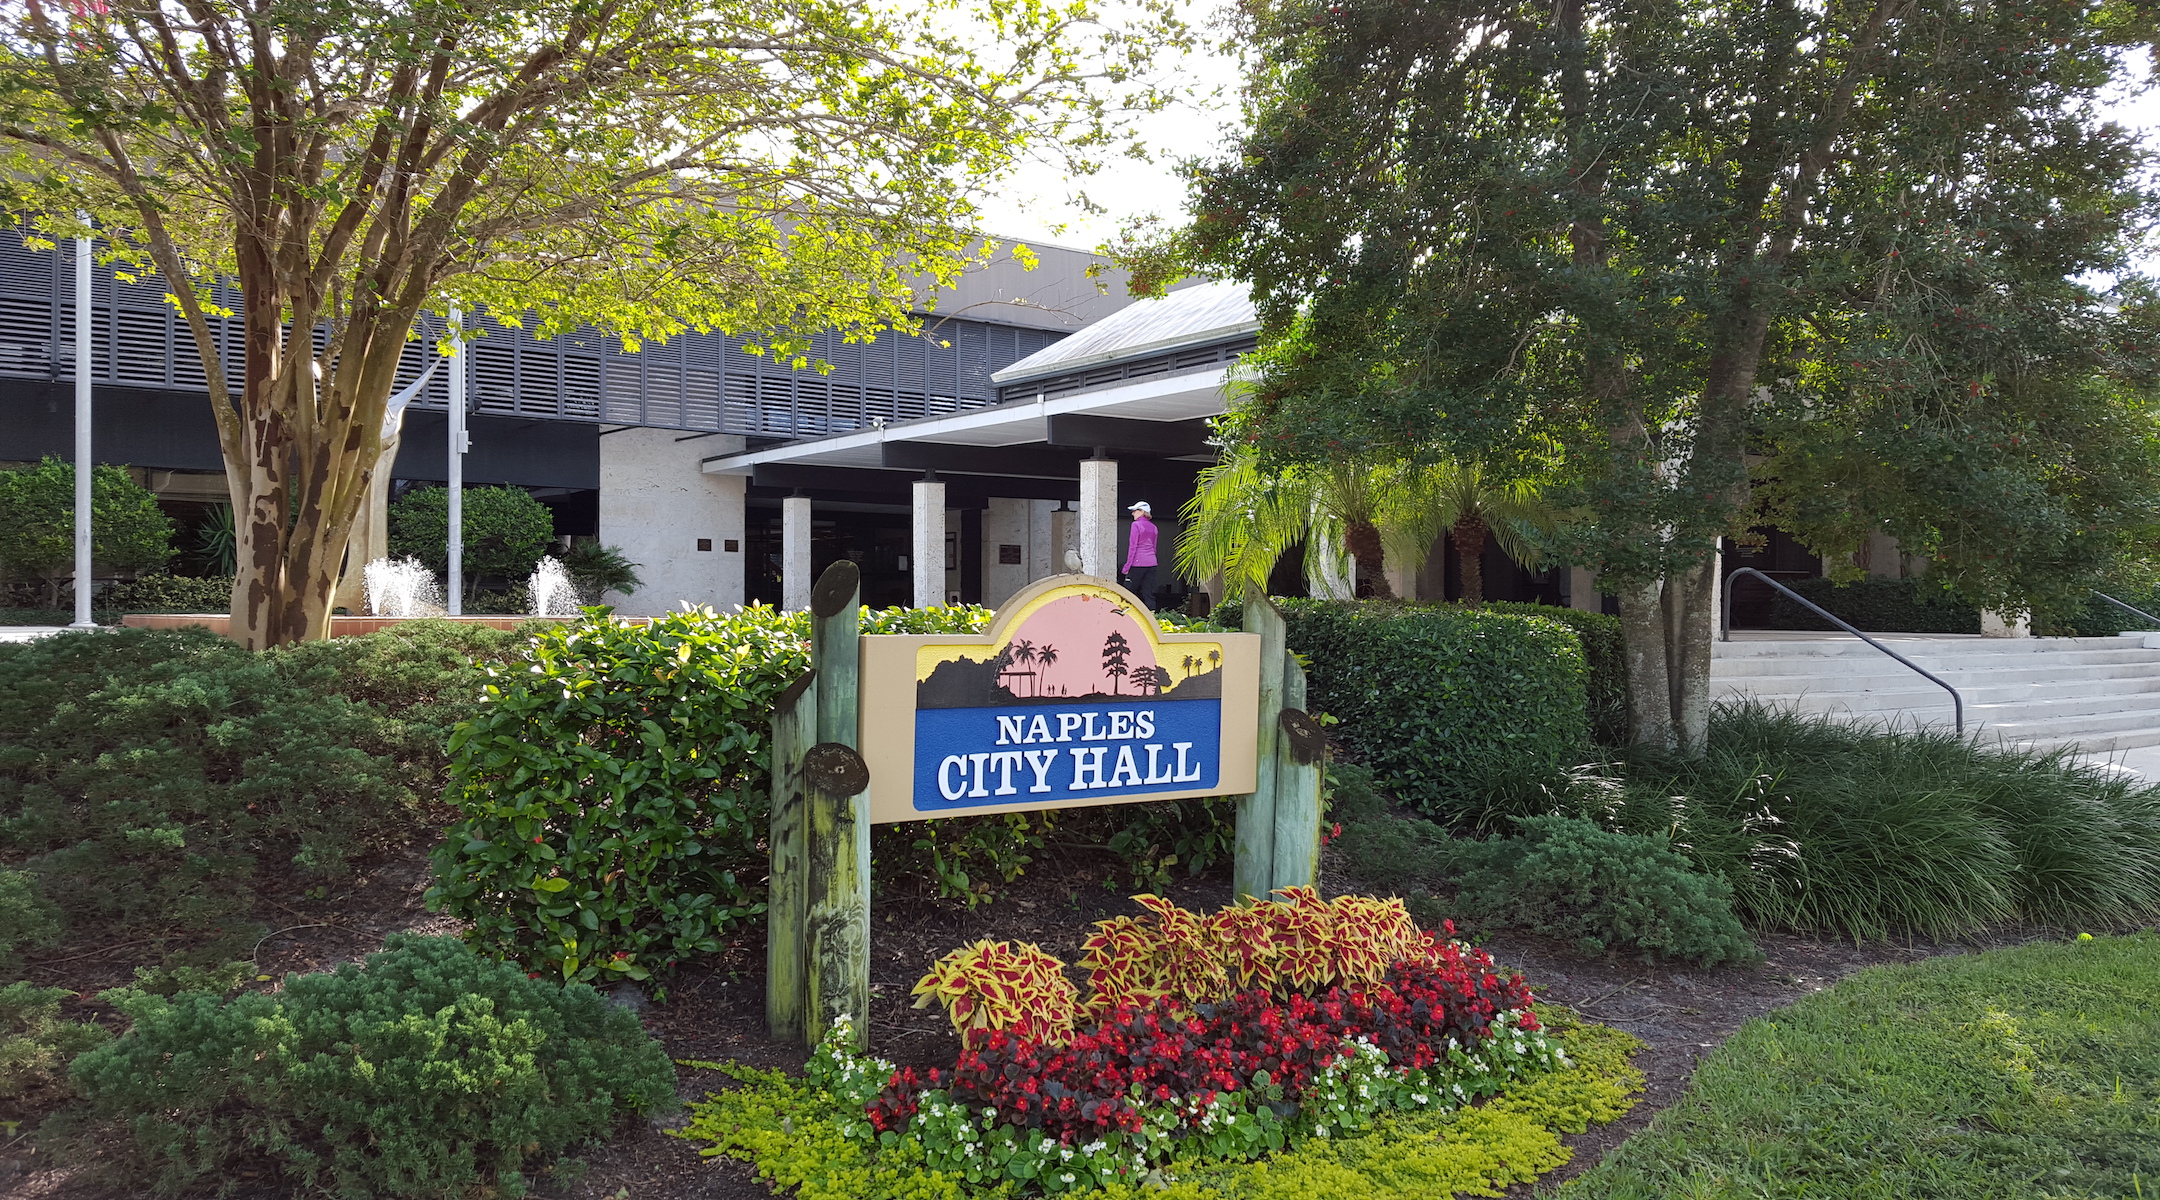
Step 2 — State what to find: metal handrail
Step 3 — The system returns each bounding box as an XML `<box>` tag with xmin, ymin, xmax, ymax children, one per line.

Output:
<box><xmin>2093</xmin><ymin>591</ymin><xmax>2160</xmax><ymax>629</ymax></box>
<box><xmin>1721</xmin><ymin>566</ymin><xmax>1964</xmax><ymax>734</ymax></box>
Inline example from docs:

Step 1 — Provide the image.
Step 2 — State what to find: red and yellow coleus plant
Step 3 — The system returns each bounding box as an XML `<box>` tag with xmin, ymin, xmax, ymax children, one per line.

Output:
<box><xmin>914</xmin><ymin>888</ymin><xmax>1432</xmax><ymax>1044</ymax></box>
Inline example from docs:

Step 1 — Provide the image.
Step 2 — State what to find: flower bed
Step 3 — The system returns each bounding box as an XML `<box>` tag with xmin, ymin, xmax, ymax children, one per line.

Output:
<box><xmin>680</xmin><ymin>892</ymin><xmax>1644</xmax><ymax>1197</ymax></box>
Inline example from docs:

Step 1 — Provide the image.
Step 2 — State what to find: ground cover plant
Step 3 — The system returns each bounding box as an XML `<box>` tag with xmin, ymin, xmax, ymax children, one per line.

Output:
<box><xmin>1449</xmin><ymin>817</ymin><xmax>1760</xmax><ymax>967</ymax></box>
<box><xmin>1336</xmin><ymin>703</ymin><xmax>2160</xmax><ymax>949</ymax></box>
<box><xmin>1609</xmin><ymin>704</ymin><xmax>2160</xmax><ymax>940</ymax></box>
<box><xmin>61</xmin><ymin>933</ymin><xmax>676</xmax><ymax>1199</ymax></box>
<box><xmin>0</xmin><ymin>621</ymin><xmax>530</xmax><ymax>955</ymax></box>
<box><xmin>682</xmin><ymin>890</ymin><xmax>1643</xmax><ymax>1197</ymax></box>
<box><xmin>1560</xmin><ymin>932</ymin><xmax>2160</xmax><ymax>1198</ymax></box>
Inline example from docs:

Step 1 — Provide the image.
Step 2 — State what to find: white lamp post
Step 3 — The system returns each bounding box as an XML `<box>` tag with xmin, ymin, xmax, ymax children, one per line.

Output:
<box><xmin>446</xmin><ymin>305</ymin><xmax>466</xmax><ymax>615</ymax></box>
<box><xmin>69</xmin><ymin>220</ymin><xmax>94</xmax><ymax>629</ymax></box>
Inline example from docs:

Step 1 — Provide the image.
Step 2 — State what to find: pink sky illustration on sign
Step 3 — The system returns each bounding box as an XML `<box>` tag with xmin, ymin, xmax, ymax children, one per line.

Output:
<box><xmin>999</xmin><ymin>593</ymin><xmax>1158</xmax><ymax>698</ymax></box>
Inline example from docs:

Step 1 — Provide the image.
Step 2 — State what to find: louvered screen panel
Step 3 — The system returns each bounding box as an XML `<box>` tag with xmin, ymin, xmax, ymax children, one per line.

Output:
<box><xmin>0</xmin><ymin>237</ymin><xmax>1069</xmax><ymax>436</ymax></box>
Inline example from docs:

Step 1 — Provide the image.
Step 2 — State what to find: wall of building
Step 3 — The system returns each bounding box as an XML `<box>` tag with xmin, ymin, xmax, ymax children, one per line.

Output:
<box><xmin>599</xmin><ymin>429</ymin><xmax>746</xmax><ymax>615</ymax></box>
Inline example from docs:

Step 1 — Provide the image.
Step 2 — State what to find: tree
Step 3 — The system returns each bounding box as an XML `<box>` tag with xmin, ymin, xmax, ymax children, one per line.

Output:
<box><xmin>1176</xmin><ymin>443</ymin><xmax>1414</xmax><ymax>599</ymax></box>
<box><xmin>1101</xmin><ymin>630</ymin><xmax>1131</xmax><ymax>694</ymax></box>
<box><xmin>1178</xmin><ymin>441</ymin><xmax>1554</xmax><ymax>603</ymax></box>
<box><xmin>387</xmin><ymin>484</ymin><xmax>553</xmax><ymax>600</ymax></box>
<box><xmin>1179</xmin><ymin>0</ymin><xmax>2160</xmax><ymax>752</ymax></box>
<box><xmin>1390</xmin><ymin>461</ymin><xmax>1556</xmax><ymax>606</ymax></box>
<box><xmin>0</xmin><ymin>457</ymin><xmax>173</xmax><ymax>605</ymax></box>
<box><xmin>1</xmin><ymin>0</ymin><xmax>1183</xmax><ymax>648</ymax></box>
<box><xmin>560</xmin><ymin>541</ymin><xmax>641</xmax><ymax>602</ymax></box>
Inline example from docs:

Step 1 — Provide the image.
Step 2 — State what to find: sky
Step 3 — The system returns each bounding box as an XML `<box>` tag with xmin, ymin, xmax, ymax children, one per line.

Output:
<box><xmin>972</xmin><ymin>27</ymin><xmax>2160</xmax><ymax>274</ymax></box>
<box><xmin>969</xmin><ymin>24</ymin><xmax>1247</xmax><ymax>253</ymax></box>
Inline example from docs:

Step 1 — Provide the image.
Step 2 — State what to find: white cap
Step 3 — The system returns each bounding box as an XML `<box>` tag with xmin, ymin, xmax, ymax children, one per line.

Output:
<box><xmin>1129</xmin><ymin>500</ymin><xmax>1151</xmax><ymax>514</ymax></box>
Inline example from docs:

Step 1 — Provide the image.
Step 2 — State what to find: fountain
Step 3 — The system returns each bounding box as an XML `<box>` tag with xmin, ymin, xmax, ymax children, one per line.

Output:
<box><xmin>529</xmin><ymin>556</ymin><xmax>581</xmax><ymax>617</ymax></box>
<box><xmin>363</xmin><ymin>556</ymin><xmax>446</xmax><ymax>618</ymax></box>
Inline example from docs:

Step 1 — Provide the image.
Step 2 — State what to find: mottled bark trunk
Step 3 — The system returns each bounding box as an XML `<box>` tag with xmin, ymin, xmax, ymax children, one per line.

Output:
<box><xmin>1616</xmin><ymin>579</ymin><xmax>1675</xmax><ymax>751</ymax></box>
<box><xmin>1667</xmin><ymin>555</ymin><xmax>1718</xmax><ymax>755</ymax></box>
<box><xmin>1451</xmin><ymin>512</ymin><xmax>1488</xmax><ymax>606</ymax></box>
<box><xmin>1343</xmin><ymin>519</ymin><xmax>1393</xmax><ymax>600</ymax></box>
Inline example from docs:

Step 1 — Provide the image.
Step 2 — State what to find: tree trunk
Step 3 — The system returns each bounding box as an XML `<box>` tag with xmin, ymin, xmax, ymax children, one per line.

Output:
<box><xmin>1343</xmin><ymin>519</ymin><xmax>1393</xmax><ymax>599</ymax></box>
<box><xmin>1451</xmin><ymin>513</ymin><xmax>1488</xmax><ymax>605</ymax></box>
<box><xmin>1616</xmin><ymin>579</ymin><xmax>1675</xmax><ymax>751</ymax></box>
<box><xmin>1667</xmin><ymin>554</ymin><xmax>1718</xmax><ymax>755</ymax></box>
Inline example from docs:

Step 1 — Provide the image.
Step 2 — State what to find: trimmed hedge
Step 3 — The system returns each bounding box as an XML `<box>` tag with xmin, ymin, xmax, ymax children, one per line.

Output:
<box><xmin>1760</xmin><ymin>576</ymin><xmax>1979</xmax><ymax>634</ymax></box>
<box><xmin>98</xmin><ymin>573</ymin><xmax>234</xmax><ymax>614</ymax></box>
<box><xmin>1481</xmin><ymin>602</ymin><xmax>1624</xmax><ymax>745</ymax></box>
<box><xmin>427</xmin><ymin>604</ymin><xmax>995</xmax><ymax>982</ymax></box>
<box><xmin>1269</xmin><ymin>600</ymin><xmax>1588</xmax><ymax>817</ymax></box>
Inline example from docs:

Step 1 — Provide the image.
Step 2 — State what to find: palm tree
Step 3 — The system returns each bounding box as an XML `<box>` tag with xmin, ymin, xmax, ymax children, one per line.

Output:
<box><xmin>1182</xmin><ymin>653</ymin><xmax>1195</xmax><ymax>679</ymax></box>
<box><xmin>1178</xmin><ymin>444</ymin><xmax>1555</xmax><ymax>606</ymax></box>
<box><xmin>1207</xmin><ymin>648</ymin><xmax>1220</xmax><ymax>673</ymax></box>
<box><xmin>1387</xmin><ymin>461</ymin><xmax>1556</xmax><ymax>606</ymax></box>
<box><xmin>1037</xmin><ymin>643</ymin><xmax>1058</xmax><ymax>695</ymax></box>
<box><xmin>1010</xmin><ymin>638</ymin><xmax>1038</xmax><ymax>697</ymax></box>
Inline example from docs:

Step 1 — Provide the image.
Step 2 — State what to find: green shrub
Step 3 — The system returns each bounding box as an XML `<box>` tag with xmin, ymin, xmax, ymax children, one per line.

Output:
<box><xmin>98</xmin><ymin>573</ymin><xmax>234</xmax><ymax>614</ymax></box>
<box><xmin>427</xmin><ymin>604</ymin><xmax>993</xmax><ymax>982</ymax></box>
<box><xmin>68</xmin><ymin>934</ymin><xmax>674</xmax><ymax>1199</ymax></box>
<box><xmin>1264</xmin><ymin>600</ymin><xmax>1589</xmax><ymax>818</ymax></box>
<box><xmin>1450</xmin><ymin>816</ymin><xmax>1762</xmax><ymax>966</ymax></box>
<box><xmin>2041</xmin><ymin>584</ymin><xmax>2160</xmax><ymax>636</ymax></box>
<box><xmin>0</xmin><ymin>980</ymin><xmax>108</xmax><ymax>1099</ymax></box>
<box><xmin>1324</xmin><ymin>761</ymin><xmax>1390</xmax><ymax>824</ymax></box>
<box><xmin>0</xmin><ymin>623</ymin><xmax>523</xmax><ymax>944</ymax></box>
<box><xmin>389</xmin><ymin>484</ymin><xmax>556</xmax><ymax>586</ymax></box>
<box><xmin>1759</xmin><ymin>575</ymin><xmax>1980</xmax><ymax>634</ymax></box>
<box><xmin>1614</xmin><ymin>703</ymin><xmax>2160</xmax><ymax>940</ymax></box>
<box><xmin>1334</xmin><ymin>814</ymin><xmax>1453</xmax><ymax>893</ymax></box>
<box><xmin>0</xmin><ymin>867</ymin><xmax>59</xmax><ymax>974</ymax></box>
<box><xmin>0</xmin><ymin>457</ymin><xmax>175</xmax><ymax>606</ymax></box>
<box><xmin>1481</xmin><ymin>602</ymin><xmax>1625</xmax><ymax>745</ymax></box>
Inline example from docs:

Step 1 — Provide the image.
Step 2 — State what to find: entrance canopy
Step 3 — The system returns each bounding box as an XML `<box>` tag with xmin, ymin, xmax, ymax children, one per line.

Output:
<box><xmin>699</xmin><ymin>280</ymin><xmax>1257</xmax><ymax>504</ymax></box>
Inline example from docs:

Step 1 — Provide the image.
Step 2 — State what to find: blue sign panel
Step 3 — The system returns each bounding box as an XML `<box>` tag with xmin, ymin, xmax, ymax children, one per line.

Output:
<box><xmin>911</xmin><ymin>698</ymin><xmax>1222</xmax><ymax>814</ymax></box>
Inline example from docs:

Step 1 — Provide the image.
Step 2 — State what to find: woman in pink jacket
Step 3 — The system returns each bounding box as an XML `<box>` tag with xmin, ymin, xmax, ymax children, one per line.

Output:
<box><xmin>1122</xmin><ymin>500</ymin><xmax>1159</xmax><ymax>609</ymax></box>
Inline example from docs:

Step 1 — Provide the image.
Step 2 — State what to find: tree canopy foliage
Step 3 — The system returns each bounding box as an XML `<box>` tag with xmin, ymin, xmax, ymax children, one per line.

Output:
<box><xmin>1172</xmin><ymin>0</ymin><xmax>2160</xmax><ymax>749</ymax></box>
<box><xmin>0</xmin><ymin>0</ymin><xmax>1182</xmax><ymax>646</ymax></box>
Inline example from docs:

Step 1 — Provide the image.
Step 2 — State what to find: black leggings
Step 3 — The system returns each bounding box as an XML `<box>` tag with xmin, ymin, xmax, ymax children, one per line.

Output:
<box><xmin>1124</xmin><ymin>565</ymin><xmax>1159</xmax><ymax>609</ymax></box>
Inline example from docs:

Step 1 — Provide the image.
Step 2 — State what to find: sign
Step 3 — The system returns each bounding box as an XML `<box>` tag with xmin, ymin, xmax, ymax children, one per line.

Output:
<box><xmin>860</xmin><ymin>575</ymin><xmax>1259</xmax><ymax>823</ymax></box>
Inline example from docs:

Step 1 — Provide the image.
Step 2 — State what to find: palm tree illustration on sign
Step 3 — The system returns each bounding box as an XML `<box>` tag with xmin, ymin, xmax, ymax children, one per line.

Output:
<box><xmin>1001</xmin><ymin>638</ymin><xmax>1038</xmax><ymax>696</ymax></box>
<box><xmin>1102</xmin><ymin>630</ymin><xmax>1132</xmax><ymax>696</ymax></box>
<box><xmin>1037</xmin><ymin>644</ymin><xmax>1058</xmax><ymax>695</ymax></box>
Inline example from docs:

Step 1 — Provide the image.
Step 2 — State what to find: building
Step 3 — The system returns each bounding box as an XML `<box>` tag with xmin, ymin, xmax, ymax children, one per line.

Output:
<box><xmin>1</xmin><ymin>232</ymin><xmax>1595</xmax><ymax>613</ymax></box>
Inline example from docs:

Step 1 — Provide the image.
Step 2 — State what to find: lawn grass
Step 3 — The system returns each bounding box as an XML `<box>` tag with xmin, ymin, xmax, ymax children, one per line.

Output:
<box><xmin>1557</xmin><ymin>933</ymin><xmax>2160</xmax><ymax>1199</ymax></box>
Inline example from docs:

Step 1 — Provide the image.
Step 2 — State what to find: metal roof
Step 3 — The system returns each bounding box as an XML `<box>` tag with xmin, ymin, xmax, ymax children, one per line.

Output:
<box><xmin>990</xmin><ymin>280</ymin><xmax>1257</xmax><ymax>385</ymax></box>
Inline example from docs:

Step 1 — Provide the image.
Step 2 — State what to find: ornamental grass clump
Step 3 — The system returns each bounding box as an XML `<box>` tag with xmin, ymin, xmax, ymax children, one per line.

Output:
<box><xmin>66</xmin><ymin>934</ymin><xmax>675</xmax><ymax>1199</ymax></box>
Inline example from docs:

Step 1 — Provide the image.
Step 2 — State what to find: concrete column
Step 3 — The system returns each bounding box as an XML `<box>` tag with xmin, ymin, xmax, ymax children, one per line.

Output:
<box><xmin>1568</xmin><ymin>567</ymin><xmax>1601</xmax><ymax>613</ymax></box>
<box><xmin>1079</xmin><ymin>456</ymin><xmax>1118</xmax><ymax>578</ymax></box>
<box><xmin>600</xmin><ymin>430</ymin><xmax>746</xmax><ymax>615</ymax></box>
<box><xmin>1051</xmin><ymin>503</ymin><xmax>1080</xmax><ymax>574</ymax></box>
<box><xmin>912</xmin><ymin>476</ymin><xmax>946</xmax><ymax>608</ymax></box>
<box><xmin>1028</xmin><ymin>499</ymin><xmax>1056</xmax><ymax>582</ymax></box>
<box><xmin>982</xmin><ymin>497</ymin><xmax>1031</xmax><ymax>607</ymax></box>
<box><xmin>1981</xmin><ymin>610</ymin><xmax>2031</xmax><ymax>638</ymax></box>
<box><xmin>781</xmin><ymin>494</ymin><xmax>812</xmax><ymax>612</ymax></box>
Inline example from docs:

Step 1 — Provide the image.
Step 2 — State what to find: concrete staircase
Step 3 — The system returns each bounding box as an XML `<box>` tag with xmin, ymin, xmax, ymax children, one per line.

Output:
<box><xmin>1711</xmin><ymin>633</ymin><xmax>2160</xmax><ymax>754</ymax></box>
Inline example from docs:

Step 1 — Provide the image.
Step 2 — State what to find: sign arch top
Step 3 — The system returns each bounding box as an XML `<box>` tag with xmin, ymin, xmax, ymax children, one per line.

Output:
<box><xmin>859</xmin><ymin>574</ymin><xmax>1260</xmax><ymax>824</ymax></box>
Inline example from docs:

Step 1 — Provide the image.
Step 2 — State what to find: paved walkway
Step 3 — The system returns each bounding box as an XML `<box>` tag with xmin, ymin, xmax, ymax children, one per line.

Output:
<box><xmin>0</xmin><ymin>625</ymin><xmax>82</xmax><ymax>642</ymax></box>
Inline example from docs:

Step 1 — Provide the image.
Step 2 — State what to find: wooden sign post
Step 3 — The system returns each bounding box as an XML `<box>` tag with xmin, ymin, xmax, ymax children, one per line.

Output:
<box><xmin>768</xmin><ymin>572</ymin><xmax>1323</xmax><ymax>1048</ymax></box>
<box><xmin>1232</xmin><ymin>590</ymin><xmax>1324</xmax><ymax>901</ymax></box>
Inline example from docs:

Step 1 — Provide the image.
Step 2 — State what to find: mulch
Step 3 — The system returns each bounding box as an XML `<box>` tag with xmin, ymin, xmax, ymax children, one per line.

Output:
<box><xmin>0</xmin><ymin>838</ymin><xmax>2035</xmax><ymax>1200</ymax></box>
